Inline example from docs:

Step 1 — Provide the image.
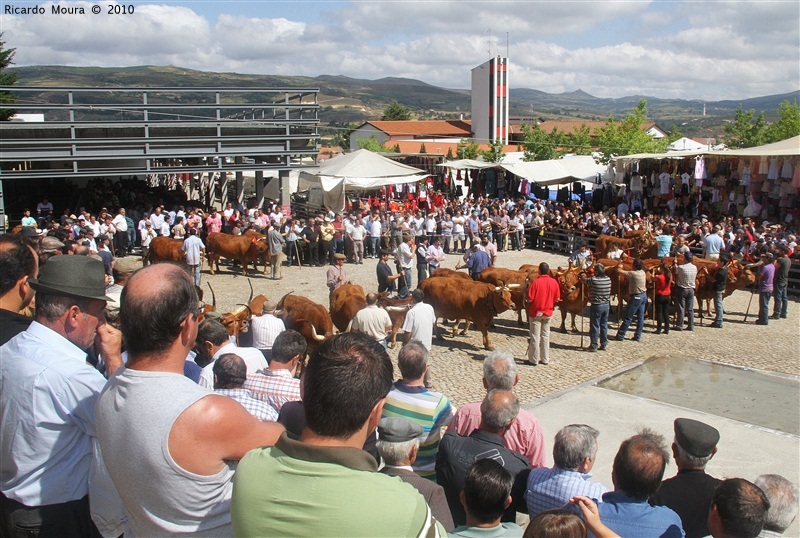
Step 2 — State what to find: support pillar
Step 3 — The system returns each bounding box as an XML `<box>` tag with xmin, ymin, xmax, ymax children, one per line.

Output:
<box><xmin>218</xmin><ymin>172</ymin><xmax>229</xmax><ymax>210</ymax></box>
<box><xmin>235</xmin><ymin>171</ymin><xmax>244</xmax><ymax>209</ymax></box>
<box><xmin>254</xmin><ymin>171</ymin><xmax>265</xmax><ymax>209</ymax></box>
<box><xmin>279</xmin><ymin>170</ymin><xmax>291</xmax><ymax>214</ymax></box>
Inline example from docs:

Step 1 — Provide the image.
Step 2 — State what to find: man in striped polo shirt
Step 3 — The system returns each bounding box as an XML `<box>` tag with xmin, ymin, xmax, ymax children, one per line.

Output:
<box><xmin>382</xmin><ymin>340</ymin><xmax>454</xmax><ymax>481</ymax></box>
<box><xmin>583</xmin><ymin>263</ymin><xmax>612</xmax><ymax>352</ymax></box>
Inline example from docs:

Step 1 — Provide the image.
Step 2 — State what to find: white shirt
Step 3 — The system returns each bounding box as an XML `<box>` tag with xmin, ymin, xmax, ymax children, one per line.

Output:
<box><xmin>0</xmin><ymin>322</ymin><xmax>106</xmax><ymax>505</ymax></box>
<box><xmin>199</xmin><ymin>342</ymin><xmax>267</xmax><ymax>389</ymax></box>
<box><xmin>370</xmin><ymin>219</ymin><xmax>382</xmax><ymax>237</ymax></box>
<box><xmin>351</xmin><ymin>305</ymin><xmax>392</xmax><ymax>342</ymax></box>
<box><xmin>401</xmin><ymin>302</ymin><xmax>436</xmax><ymax>350</ymax></box>
<box><xmin>398</xmin><ymin>242</ymin><xmax>414</xmax><ymax>269</ymax></box>
<box><xmin>250</xmin><ymin>314</ymin><xmax>285</xmax><ymax>350</ymax></box>
<box><xmin>112</xmin><ymin>214</ymin><xmax>128</xmax><ymax>232</ymax></box>
<box><xmin>149</xmin><ymin>212</ymin><xmax>165</xmax><ymax>230</ymax></box>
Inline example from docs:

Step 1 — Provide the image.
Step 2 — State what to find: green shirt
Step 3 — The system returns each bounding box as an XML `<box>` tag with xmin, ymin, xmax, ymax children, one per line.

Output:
<box><xmin>232</xmin><ymin>433</ymin><xmax>445</xmax><ymax>537</ymax></box>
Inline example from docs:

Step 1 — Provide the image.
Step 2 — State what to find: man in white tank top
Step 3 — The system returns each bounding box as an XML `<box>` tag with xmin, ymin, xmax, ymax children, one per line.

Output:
<box><xmin>95</xmin><ymin>264</ymin><xmax>283</xmax><ymax>537</ymax></box>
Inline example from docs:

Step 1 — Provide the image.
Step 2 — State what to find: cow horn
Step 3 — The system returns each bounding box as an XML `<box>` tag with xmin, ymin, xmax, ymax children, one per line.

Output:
<box><xmin>207</xmin><ymin>282</ymin><xmax>217</xmax><ymax>310</ymax></box>
<box><xmin>494</xmin><ymin>286</ymin><xmax>501</xmax><ymax>291</ymax></box>
<box><xmin>309</xmin><ymin>322</ymin><xmax>326</xmax><ymax>341</ymax></box>
<box><xmin>236</xmin><ymin>304</ymin><xmax>253</xmax><ymax>319</ymax></box>
<box><xmin>247</xmin><ymin>278</ymin><xmax>254</xmax><ymax>306</ymax></box>
<box><xmin>507</xmin><ymin>283</ymin><xmax>521</xmax><ymax>288</ymax></box>
<box><xmin>345</xmin><ymin>318</ymin><xmax>354</xmax><ymax>333</ymax></box>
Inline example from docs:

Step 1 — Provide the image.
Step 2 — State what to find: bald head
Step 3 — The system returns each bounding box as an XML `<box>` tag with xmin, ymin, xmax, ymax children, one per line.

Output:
<box><xmin>121</xmin><ymin>264</ymin><xmax>198</xmax><ymax>359</ymax></box>
<box><xmin>612</xmin><ymin>428</ymin><xmax>670</xmax><ymax>500</ymax></box>
<box><xmin>480</xmin><ymin>389</ymin><xmax>519</xmax><ymax>433</ymax></box>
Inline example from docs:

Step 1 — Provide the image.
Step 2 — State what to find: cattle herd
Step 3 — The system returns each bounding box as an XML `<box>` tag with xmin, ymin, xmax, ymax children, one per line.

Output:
<box><xmin>189</xmin><ymin>226</ymin><xmax>758</xmax><ymax>354</ymax></box>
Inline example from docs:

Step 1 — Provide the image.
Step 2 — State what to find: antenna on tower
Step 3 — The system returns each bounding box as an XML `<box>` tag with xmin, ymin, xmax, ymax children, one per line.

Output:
<box><xmin>483</xmin><ymin>28</ymin><xmax>492</xmax><ymax>56</ymax></box>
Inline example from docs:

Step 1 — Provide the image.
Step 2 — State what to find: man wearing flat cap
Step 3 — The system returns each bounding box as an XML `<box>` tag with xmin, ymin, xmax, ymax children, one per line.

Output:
<box><xmin>377</xmin><ymin>417</ymin><xmax>455</xmax><ymax>532</ymax></box>
<box><xmin>651</xmin><ymin>418</ymin><xmax>722</xmax><ymax>538</ymax></box>
<box><xmin>0</xmin><ymin>255</ymin><xmax>123</xmax><ymax>536</ymax></box>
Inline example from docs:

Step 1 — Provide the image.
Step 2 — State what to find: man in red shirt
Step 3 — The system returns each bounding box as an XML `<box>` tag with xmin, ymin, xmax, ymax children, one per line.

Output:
<box><xmin>525</xmin><ymin>262</ymin><xmax>561</xmax><ymax>366</ymax></box>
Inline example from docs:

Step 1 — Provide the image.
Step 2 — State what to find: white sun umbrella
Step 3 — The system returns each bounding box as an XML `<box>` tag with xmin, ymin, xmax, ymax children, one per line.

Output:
<box><xmin>299</xmin><ymin>149</ymin><xmax>429</xmax><ymax>212</ymax></box>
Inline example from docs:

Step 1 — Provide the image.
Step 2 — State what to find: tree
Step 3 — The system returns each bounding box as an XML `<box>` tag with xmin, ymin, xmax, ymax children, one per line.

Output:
<box><xmin>521</xmin><ymin>123</ymin><xmax>558</xmax><ymax>161</ymax></box>
<box><xmin>357</xmin><ymin>135</ymin><xmax>392</xmax><ymax>152</ymax></box>
<box><xmin>0</xmin><ymin>33</ymin><xmax>17</xmax><ymax>121</ymax></box>
<box><xmin>594</xmin><ymin>99</ymin><xmax>667</xmax><ymax>163</ymax></box>
<box><xmin>457</xmin><ymin>138</ymin><xmax>480</xmax><ymax>160</ymax></box>
<box><xmin>724</xmin><ymin>105</ymin><xmax>766</xmax><ymax>149</ymax></box>
<box><xmin>480</xmin><ymin>141</ymin><xmax>505</xmax><ymax>163</ymax></box>
<box><xmin>562</xmin><ymin>124</ymin><xmax>592</xmax><ymax>155</ymax></box>
<box><xmin>764</xmin><ymin>100</ymin><xmax>800</xmax><ymax>143</ymax></box>
<box><xmin>446</xmin><ymin>148</ymin><xmax>454</xmax><ymax>160</ymax></box>
<box><xmin>381</xmin><ymin>100</ymin><xmax>411</xmax><ymax>121</ymax></box>
<box><xmin>419</xmin><ymin>143</ymin><xmax>427</xmax><ymax>154</ymax></box>
<box><xmin>666</xmin><ymin>124</ymin><xmax>683</xmax><ymax>144</ymax></box>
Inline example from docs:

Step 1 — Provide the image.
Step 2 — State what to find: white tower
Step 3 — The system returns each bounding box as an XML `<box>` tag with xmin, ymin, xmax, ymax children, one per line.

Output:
<box><xmin>470</xmin><ymin>56</ymin><xmax>509</xmax><ymax>145</ymax></box>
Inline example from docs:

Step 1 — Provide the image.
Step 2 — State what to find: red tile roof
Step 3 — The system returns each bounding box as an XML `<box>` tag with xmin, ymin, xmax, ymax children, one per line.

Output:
<box><xmin>363</xmin><ymin>120</ymin><xmax>473</xmax><ymax>137</ymax></box>
<box><xmin>388</xmin><ymin>140</ymin><xmax>521</xmax><ymax>155</ymax></box>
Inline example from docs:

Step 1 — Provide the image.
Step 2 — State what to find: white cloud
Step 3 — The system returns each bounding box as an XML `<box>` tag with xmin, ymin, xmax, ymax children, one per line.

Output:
<box><xmin>2</xmin><ymin>0</ymin><xmax>797</xmax><ymax>101</ymax></box>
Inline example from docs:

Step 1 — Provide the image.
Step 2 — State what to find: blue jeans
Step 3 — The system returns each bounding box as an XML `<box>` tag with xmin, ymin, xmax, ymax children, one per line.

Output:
<box><xmin>398</xmin><ymin>268</ymin><xmax>412</xmax><ymax>298</ymax></box>
<box><xmin>589</xmin><ymin>303</ymin><xmax>609</xmax><ymax>348</ymax></box>
<box><xmin>188</xmin><ymin>264</ymin><xmax>201</xmax><ymax>286</ymax></box>
<box><xmin>417</xmin><ymin>264</ymin><xmax>427</xmax><ymax>284</ymax></box>
<box><xmin>676</xmin><ymin>287</ymin><xmax>695</xmax><ymax>330</ymax></box>
<box><xmin>333</xmin><ymin>237</ymin><xmax>343</xmax><ymax>254</ymax></box>
<box><xmin>617</xmin><ymin>292</ymin><xmax>646</xmax><ymax>340</ymax></box>
<box><xmin>758</xmin><ymin>291</ymin><xmax>772</xmax><ymax>324</ymax></box>
<box><xmin>371</xmin><ymin>237</ymin><xmax>381</xmax><ymax>257</ymax></box>
<box><xmin>714</xmin><ymin>291</ymin><xmax>724</xmax><ymax>325</ymax></box>
<box><xmin>773</xmin><ymin>284</ymin><xmax>788</xmax><ymax>318</ymax></box>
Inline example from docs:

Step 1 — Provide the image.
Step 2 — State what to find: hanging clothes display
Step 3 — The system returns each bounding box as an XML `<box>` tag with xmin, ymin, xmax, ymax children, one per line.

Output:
<box><xmin>780</xmin><ymin>158</ymin><xmax>793</xmax><ymax>179</ymax></box>
<box><xmin>767</xmin><ymin>157</ymin><xmax>779</xmax><ymax>180</ymax></box>
<box><xmin>694</xmin><ymin>157</ymin><xmax>706</xmax><ymax>180</ymax></box>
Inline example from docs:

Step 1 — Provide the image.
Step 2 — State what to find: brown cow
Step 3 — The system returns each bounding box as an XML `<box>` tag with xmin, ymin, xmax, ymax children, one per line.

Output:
<box><xmin>147</xmin><ymin>236</ymin><xmax>185</xmax><ymax>264</ymax></box>
<box><xmin>553</xmin><ymin>267</ymin><xmax>590</xmax><ymax>333</ymax></box>
<box><xmin>217</xmin><ymin>280</ymin><xmax>268</xmax><ymax>343</ymax></box>
<box><xmin>594</xmin><ymin>230</ymin><xmax>656</xmax><ymax>260</ymax></box>
<box><xmin>476</xmin><ymin>267</ymin><xmax>528</xmax><ymax>325</ymax></box>
<box><xmin>377</xmin><ymin>292</ymin><xmax>414</xmax><ymax>348</ymax></box>
<box><xmin>428</xmin><ymin>266</ymin><xmax>474</xmax><ymax>331</ymax></box>
<box><xmin>418</xmin><ymin>277</ymin><xmax>515</xmax><ymax>350</ymax></box>
<box><xmin>274</xmin><ymin>292</ymin><xmax>334</xmax><ymax>348</ymax></box>
<box><xmin>243</xmin><ymin>229</ymin><xmax>270</xmax><ymax>273</ymax></box>
<box><xmin>429</xmin><ymin>267</ymin><xmax>472</xmax><ymax>280</ymax></box>
<box><xmin>206</xmin><ymin>233</ymin><xmax>269</xmax><ymax>276</ymax></box>
<box><xmin>330</xmin><ymin>283</ymin><xmax>367</xmax><ymax>333</ymax></box>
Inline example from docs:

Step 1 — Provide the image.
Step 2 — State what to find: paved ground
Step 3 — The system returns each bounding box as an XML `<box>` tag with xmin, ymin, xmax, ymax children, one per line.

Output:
<box><xmin>191</xmin><ymin>247</ymin><xmax>800</xmax><ymax>408</ymax></box>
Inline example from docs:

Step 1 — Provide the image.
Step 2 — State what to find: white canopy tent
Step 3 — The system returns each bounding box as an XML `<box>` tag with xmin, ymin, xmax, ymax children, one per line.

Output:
<box><xmin>298</xmin><ymin>149</ymin><xmax>429</xmax><ymax>212</ymax></box>
<box><xmin>618</xmin><ymin>135</ymin><xmax>800</xmax><ymax>161</ymax></box>
<box><xmin>435</xmin><ymin>158</ymin><xmax>497</xmax><ymax>170</ymax></box>
<box><xmin>499</xmin><ymin>155</ymin><xmax>604</xmax><ymax>186</ymax></box>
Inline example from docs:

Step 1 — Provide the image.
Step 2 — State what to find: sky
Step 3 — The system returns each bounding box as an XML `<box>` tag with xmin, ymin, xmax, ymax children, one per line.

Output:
<box><xmin>2</xmin><ymin>0</ymin><xmax>799</xmax><ymax>102</ymax></box>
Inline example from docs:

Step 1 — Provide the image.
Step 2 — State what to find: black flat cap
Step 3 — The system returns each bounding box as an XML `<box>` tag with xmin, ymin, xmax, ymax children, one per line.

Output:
<box><xmin>674</xmin><ymin>418</ymin><xmax>719</xmax><ymax>457</ymax></box>
<box><xmin>378</xmin><ymin>417</ymin><xmax>422</xmax><ymax>443</ymax></box>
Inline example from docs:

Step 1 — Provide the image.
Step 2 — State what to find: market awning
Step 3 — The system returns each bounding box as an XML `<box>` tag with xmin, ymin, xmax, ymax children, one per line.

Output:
<box><xmin>617</xmin><ymin>135</ymin><xmax>800</xmax><ymax>161</ymax></box>
<box><xmin>500</xmin><ymin>155</ymin><xmax>604</xmax><ymax>186</ymax></box>
<box><xmin>435</xmin><ymin>159</ymin><xmax>497</xmax><ymax>170</ymax></box>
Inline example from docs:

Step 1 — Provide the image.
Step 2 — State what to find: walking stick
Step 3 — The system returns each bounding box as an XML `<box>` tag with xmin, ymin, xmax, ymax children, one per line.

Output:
<box><xmin>580</xmin><ymin>283</ymin><xmax>585</xmax><ymax>348</ymax></box>
<box><xmin>743</xmin><ymin>284</ymin><xmax>756</xmax><ymax>322</ymax></box>
<box><xmin>651</xmin><ymin>271</ymin><xmax>657</xmax><ymax>330</ymax></box>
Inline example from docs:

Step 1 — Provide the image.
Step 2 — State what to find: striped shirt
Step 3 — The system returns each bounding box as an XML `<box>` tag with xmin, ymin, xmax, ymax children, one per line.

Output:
<box><xmin>675</xmin><ymin>262</ymin><xmax>698</xmax><ymax>289</ymax></box>
<box><xmin>586</xmin><ymin>275</ymin><xmax>612</xmax><ymax>305</ymax></box>
<box><xmin>524</xmin><ymin>466</ymin><xmax>609</xmax><ymax>517</ymax></box>
<box><xmin>382</xmin><ymin>381</ymin><xmax>455</xmax><ymax>481</ymax></box>
<box><xmin>244</xmin><ymin>369</ymin><xmax>301</xmax><ymax>413</ymax></box>
<box><xmin>214</xmin><ymin>388</ymin><xmax>278</xmax><ymax>422</ymax></box>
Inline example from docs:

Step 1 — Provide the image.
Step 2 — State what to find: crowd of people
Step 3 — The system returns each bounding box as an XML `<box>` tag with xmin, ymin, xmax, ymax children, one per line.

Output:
<box><xmin>1</xmin><ymin>221</ymin><xmax>798</xmax><ymax>538</ymax></box>
<box><xmin>1</xmin><ymin>174</ymin><xmax>798</xmax><ymax>537</ymax></box>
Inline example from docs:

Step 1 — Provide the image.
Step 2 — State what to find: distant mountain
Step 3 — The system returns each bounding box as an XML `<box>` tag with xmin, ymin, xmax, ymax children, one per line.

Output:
<box><xmin>8</xmin><ymin>65</ymin><xmax>799</xmax><ymax>139</ymax></box>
